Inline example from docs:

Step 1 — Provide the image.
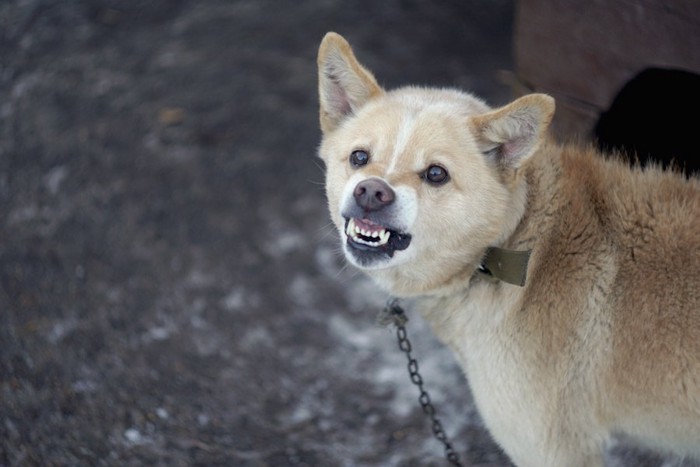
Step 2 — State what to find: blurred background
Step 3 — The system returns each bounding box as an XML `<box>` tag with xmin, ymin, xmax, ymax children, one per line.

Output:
<box><xmin>1</xmin><ymin>1</ymin><xmax>698</xmax><ymax>466</ymax></box>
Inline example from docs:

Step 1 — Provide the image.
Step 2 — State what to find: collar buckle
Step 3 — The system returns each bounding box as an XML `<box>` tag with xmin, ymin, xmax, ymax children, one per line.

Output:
<box><xmin>478</xmin><ymin>247</ymin><xmax>532</xmax><ymax>287</ymax></box>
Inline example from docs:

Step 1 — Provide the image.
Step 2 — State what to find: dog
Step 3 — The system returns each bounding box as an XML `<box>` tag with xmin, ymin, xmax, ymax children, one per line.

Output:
<box><xmin>316</xmin><ymin>32</ymin><xmax>700</xmax><ymax>466</ymax></box>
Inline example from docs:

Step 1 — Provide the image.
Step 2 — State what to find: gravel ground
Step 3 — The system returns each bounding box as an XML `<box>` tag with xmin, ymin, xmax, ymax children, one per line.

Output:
<box><xmin>1</xmin><ymin>1</ymin><xmax>697</xmax><ymax>466</ymax></box>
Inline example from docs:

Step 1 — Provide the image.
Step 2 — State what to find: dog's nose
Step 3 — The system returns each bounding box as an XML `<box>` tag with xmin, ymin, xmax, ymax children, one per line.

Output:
<box><xmin>353</xmin><ymin>178</ymin><xmax>395</xmax><ymax>211</ymax></box>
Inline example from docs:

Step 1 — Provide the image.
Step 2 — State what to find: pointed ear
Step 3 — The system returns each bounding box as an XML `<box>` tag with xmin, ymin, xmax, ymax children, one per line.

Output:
<box><xmin>471</xmin><ymin>94</ymin><xmax>555</xmax><ymax>170</ymax></box>
<box><xmin>317</xmin><ymin>32</ymin><xmax>384</xmax><ymax>134</ymax></box>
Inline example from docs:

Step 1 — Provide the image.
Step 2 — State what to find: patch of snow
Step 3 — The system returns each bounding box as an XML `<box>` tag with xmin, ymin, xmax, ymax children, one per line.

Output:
<box><xmin>290</xmin><ymin>194</ymin><xmax>320</xmax><ymax>215</ymax></box>
<box><xmin>43</xmin><ymin>166</ymin><xmax>68</xmax><ymax>195</ymax></box>
<box><xmin>221</xmin><ymin>287</ymin><xmax>245</xmax><ymax>311</ymax></box>
<box><xmin>264</xmin><ymin>229</ymin><xmax>305</xmax><ymax>257</ymax></box>
<box><xmin>10</xmin><ymin>71</ymin><xmax>42</xmax><ymax>100</ymax></box>
<box><xmin>91</xmin><ymin>69</ymin><xmax>130</xmax><ymax>96</ymax></box>
<box><xmin>189</xmin><ymin>314</ymin><xmax>207</xmax><ymax>329</ymax></box>
<box><xmin>328</xmin><ymin>313</ymin><xmax>376</xmax><ymax>350</ymax></box>
<box><xmin>141</xmin><ymin>318</ymin><xmax>178</xmax><ymax>344</ymax></box>
<box><xmin>147</xmin><ymin>326</ymin><xmax>170</xmax><ymax>341</ymax></box>
<box><xmin>186</xmin><ymin>268</ymin><xmax>215</xmax><ymax>288</ymax></box>
<box><xmin>191</xmin><ymin>331</ymin><xmax>221</xmax><ymax>356</ymax></box>
<box><xmin>72</xmin><ymin>380</ymin><xmax>98</xmax><ymax>394</ymax></box>
<box><xmin>47</xmin><ymin>318</ymin><xmax>78</xmax><ymax>344</ymax></box>
<box><xmin>314</xmin><ymin>243</ymin><xmax>344</xmax><ymax>276</ymax></box>
<box><xmin>288</xmin><ymin>274</ymin><xmax>314</xmax><ymax>308</ymax></box>
<box><xmin>123</xmin><ymin>428</ymin><xmax>146</xmax><ymax>445</ymax></box>
<box><xmin>239</xmin><ymin>326</ymin><xmax>273</xmax><ymax>349</ymax></box>
<box><xmin>288</xmin><ymin>404</ymin><xmax>312</xmax><ymax>425</ymax></box>
<box><xmin>341</xmin><ymin>275</ymin><xmax>388</xmax><ymax>312</ymax></box>
<box><xmin>197</xmin><ymin>413</ymin><xmax>210</xmax><ymax>426</ymax></box>
<box><xmin>7</xmin><ymin>204</ymin><xmax>38</xmax><ymax>225</ymax></box>
<box><xmin>221</xmin><ymin>287</ymin><xmax>261</xmax><ymax>313</ymax></box>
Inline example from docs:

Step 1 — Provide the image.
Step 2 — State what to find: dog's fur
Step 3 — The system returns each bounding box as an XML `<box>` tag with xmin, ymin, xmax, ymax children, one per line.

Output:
<box><xmin>316</xmin><ymin>32</ymin><xmax>700</xmax><ymax>466</ymax></box>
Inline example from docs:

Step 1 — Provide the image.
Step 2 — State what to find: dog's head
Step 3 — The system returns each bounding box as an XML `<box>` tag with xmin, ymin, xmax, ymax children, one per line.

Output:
<box><xmin>317</xmin><ymin>32</ymin><xmax>554</xmax><ymax>296</ymax></box>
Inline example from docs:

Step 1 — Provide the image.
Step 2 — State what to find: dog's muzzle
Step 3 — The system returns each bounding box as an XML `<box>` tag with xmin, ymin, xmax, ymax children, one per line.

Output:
<box><xmin>341</xmin><ymin>178</ymin><xmax>412</xmax><ymax>266</ymax></box>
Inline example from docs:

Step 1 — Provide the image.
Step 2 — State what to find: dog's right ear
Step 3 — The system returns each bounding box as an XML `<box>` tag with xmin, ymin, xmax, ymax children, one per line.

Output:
<box><xmin>317</xmin><ymin>32</ymin><xmax>384</xmax><ymax>134</ymax></box>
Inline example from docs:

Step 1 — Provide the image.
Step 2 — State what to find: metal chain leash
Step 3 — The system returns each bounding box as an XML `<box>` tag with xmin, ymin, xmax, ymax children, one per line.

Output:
<box><xmin>379</xmin><ymin>299</ymin><xmax>465</xmax><ymax>467</ymax></box>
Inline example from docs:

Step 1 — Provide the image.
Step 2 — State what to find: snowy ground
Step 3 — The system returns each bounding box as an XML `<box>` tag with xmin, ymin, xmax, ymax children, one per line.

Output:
<box><xmin>1</xmin><ymin>1</ymin><xmax>697</xmax><ymax>466</ymax></box>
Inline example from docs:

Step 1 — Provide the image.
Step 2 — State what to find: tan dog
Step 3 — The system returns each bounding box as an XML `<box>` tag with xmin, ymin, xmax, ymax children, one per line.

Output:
<box><xmin>316</xmin><ymin>32</ymin><xmax>700</xmax><ymax>466</ymax></box>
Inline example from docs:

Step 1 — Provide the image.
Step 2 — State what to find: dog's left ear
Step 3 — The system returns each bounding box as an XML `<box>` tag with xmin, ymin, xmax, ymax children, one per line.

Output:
<box><xmin>317</xmin><ymin>32</ymin><xmax>384</xmax><ymax>134</ymax></box>
<box><xmin>471</xmin><ymin>94</ymin><xmax>555</xmax><ymax>170</ymax></box>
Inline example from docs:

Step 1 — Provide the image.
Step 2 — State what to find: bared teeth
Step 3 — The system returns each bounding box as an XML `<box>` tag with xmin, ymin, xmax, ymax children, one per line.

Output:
<box><xmin>379</xmin><ymin>230</ymin><xmax>390</xmax><ymax>243</ymax></box>
<box><xmin>346</xmin><ymin>218</ymin><xmax>356</xmax><ymax>237</ymax></box>
<box><xmin>345</xmin><ymin>218</ymin><xmax>391</xmax><ymax>247</ymax></box>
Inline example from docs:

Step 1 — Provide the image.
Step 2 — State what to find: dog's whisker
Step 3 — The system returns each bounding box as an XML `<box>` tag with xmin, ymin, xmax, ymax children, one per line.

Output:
<box><xmin>306</xmin><ymin>178</ymin><xmax>326</xmax><ymax>187</ymax></box>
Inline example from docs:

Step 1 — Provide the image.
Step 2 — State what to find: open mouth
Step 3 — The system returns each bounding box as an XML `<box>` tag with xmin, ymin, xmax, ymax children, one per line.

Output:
<box><xmin>344</xmin><ymin>217</ymin><xmax>411</xmax><ymax>258</ymax></box>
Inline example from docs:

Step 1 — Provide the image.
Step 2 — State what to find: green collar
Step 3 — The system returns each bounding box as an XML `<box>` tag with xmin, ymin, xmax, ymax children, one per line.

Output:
<box><xmin>478</xmin><ymin>247</ymin><xmax>532</xmax><ymax>287</ymax></box>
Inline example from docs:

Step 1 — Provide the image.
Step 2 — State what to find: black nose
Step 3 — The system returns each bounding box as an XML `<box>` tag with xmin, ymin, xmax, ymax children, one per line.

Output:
<box><xmin>353</xmin><ymin>178</ymin><xmax>395</xmax><ymax>211</ymax></box>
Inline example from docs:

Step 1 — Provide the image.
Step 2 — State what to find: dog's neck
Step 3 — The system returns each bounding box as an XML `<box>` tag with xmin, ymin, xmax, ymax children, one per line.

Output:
<box><xmin>484</xmin><ymin>140</ymin><xmax>566</xmax><ymax>287</ymax></box>
<box><xmin>465</xmin><ymin>142</ymin><xmax>561</xmax><ymax>291</ymax></box>
<box><xmin>476</xmin><ymin>166</ymin><xmax>538</xmax><ymax>287</ymax></box>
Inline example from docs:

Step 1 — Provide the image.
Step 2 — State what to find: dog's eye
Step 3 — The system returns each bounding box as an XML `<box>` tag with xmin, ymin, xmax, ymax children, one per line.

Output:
<box><xmin>349</xmin><ymin>150</ymin><xmax>369</xmax><ymax>167</ymax></box>
<box><xmin>424</xmin><ymin>165</ymin><xmax>449</xmax><ymax>185</ymax></box>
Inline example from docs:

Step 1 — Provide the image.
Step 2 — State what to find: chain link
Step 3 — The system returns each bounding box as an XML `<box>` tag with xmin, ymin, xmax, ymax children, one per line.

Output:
<box><xmin>382</xmin><ymin>300</ymin><xmax>464</xmax><ymax>467</ymax></box>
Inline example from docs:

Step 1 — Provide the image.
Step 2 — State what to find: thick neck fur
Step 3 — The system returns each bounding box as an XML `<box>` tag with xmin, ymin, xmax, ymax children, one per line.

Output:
<box><xmin>413</xmin><ymin>140</ymin><xmax>566</xmax><ymax>344</ymax></box>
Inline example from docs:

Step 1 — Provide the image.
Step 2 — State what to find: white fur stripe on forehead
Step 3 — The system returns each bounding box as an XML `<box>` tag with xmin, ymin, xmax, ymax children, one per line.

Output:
<box><xmin>386</xmin><ymin>113</ymin><xmax>417</xmax><ymax>175</ymax></box>
<box><xmin>383</xmin><ymin>89</ymin><xmax>491</xmax><ymax>174</ymax></box>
